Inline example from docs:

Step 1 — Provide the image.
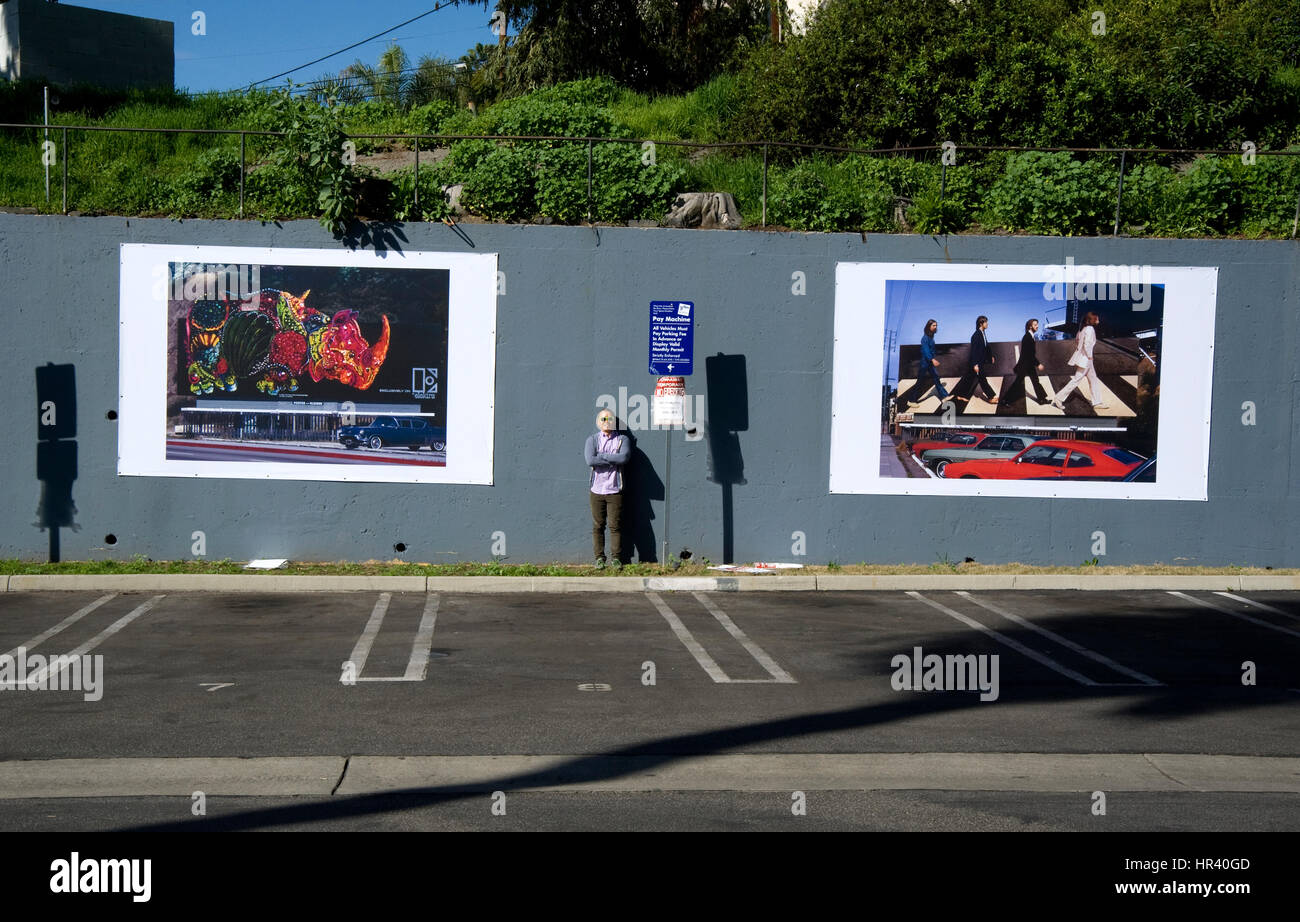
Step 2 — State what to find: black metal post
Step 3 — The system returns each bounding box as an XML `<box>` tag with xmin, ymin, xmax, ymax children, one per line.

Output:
<box><xmin>762</xmin><ymin>144</ymin><xmax>768</xmax><ymax>227</ymax></box>
<box><xmin>939</xmin><ymin>161</ymin><xmax>947</xmax><ymax>202</ymax></box>
<box><xmin>1113</xmin><ymin>150</ymin><xmax>1127</xmax><ymax>236</ymax></box>
<box><xmin>61</xmin><ymin>126</ymin><xmax>67</xmax><ymax>213</ymax></box>
<box><xmin>586</xmin><ymin>139</ymin><xmax>593</xmax><ymax>223</ymax></box>
<box><xmin>414</xmin><ymin>137</ymin><xmax>420</xmax><ymax>214</ymax></box>
<box><xmin>239</xmin><ymin>132</ymin><xmax>246</xmax><ymax>219</ymax></box>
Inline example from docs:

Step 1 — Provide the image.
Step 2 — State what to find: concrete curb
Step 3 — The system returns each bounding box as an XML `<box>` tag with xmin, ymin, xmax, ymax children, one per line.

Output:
<box><xmin>0</xmin><ymin>757</ymin><xmax>345</xmax><ymax>798</ymax></box>
<box><xmin>4</xmin><ymin>575</ymin><xmax>428</xmax><ymax>592</ymax></box>
<box><xmin>1</xmin><ymin>574</ymin><xmax>1297</xmax><ymax>592</ymax></box>
<box><xmin>1</xmin><ymin>753</ymin><xmax>1296</xmax><ymax>797</ymax></box>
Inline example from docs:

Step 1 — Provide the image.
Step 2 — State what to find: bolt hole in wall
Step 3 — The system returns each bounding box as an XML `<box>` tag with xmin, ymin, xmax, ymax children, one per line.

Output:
<box><xmin>104</xmin><ymin>534</ymin><xmax>117</xmax><ymax>545</ymax></box>
<box><xmin>105</xmin><ymin>410</ymin><xmax>117</xmax><ymax>421</ymax></box>
<box><xmin>393</xmin><ymin>542</ymin><xmax>406</xmax><ymax>553</ymax></box>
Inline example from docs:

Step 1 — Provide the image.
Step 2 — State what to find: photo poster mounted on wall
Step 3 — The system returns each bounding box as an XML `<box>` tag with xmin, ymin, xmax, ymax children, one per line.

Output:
<box><xmin>830</xmin><ymin>261</ymin><xmax>1217</xmax><ymax>500</ymax></box>
<box><xmin>119</xmin><ymin>244</ymin><xmax>498</xmax><ymax>484</ymax></box>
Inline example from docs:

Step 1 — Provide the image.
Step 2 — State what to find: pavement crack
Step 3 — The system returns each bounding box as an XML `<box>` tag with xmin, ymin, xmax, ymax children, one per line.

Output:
<box><xmin>1142</xmin><ymin>753</ymin><xmax>1189</xmax><ymax>789</ymax></box>
<box><xmin>331</xmin><ymin>756</ymin><xmax>351</xmax><ymax>796</ymax></box>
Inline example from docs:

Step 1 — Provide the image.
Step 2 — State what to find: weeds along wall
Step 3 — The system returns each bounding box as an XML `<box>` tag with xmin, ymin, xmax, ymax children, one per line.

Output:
<box><xmin>0</xmin><ymin>213</ymin><xmax>1296</xmax><ymax>566</ymax></box>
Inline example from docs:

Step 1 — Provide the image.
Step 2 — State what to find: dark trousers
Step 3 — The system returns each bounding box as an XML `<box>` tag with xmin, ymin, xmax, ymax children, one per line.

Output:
<box><xmin>590</xmin><ymin>491</ymin><xmax>623</xmax><ymax>562</ymax></box>
<box><xmin>1006</xmin><ymin>369</ymin><xmax>1048</xmax><ymax>403</ymax></box>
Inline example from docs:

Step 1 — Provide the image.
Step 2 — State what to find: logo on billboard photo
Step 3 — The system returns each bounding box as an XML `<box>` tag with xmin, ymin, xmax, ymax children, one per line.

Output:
<box><xmin>412</xmin><ymin>367</ymin><xmax>439</xmax><ymax>398</ymax></box>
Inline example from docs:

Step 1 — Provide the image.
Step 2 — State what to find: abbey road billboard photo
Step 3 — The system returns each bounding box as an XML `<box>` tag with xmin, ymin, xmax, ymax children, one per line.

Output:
<box><xmin>830</xmin><ymin>261</ymin><xmax>1217</xmax><ymax>500</ymax></box>
<box><xmin>118</xmin><ymin>244</ymin><xmax>498</xmax><ymax>484</ymax></box>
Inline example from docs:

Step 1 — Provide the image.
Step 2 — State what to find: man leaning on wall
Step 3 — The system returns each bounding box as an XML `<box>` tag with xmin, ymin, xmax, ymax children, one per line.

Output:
<box><xmin>584</xmin><ymin>410</ymin><xmax>630</xmax><ymax>568</ymax></box>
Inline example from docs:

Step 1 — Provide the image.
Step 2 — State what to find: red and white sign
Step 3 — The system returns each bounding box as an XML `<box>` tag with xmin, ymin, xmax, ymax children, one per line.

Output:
<box><xmin>653</xmin><ymin>376</ymin><xmax>686</xmax><ymax>427</ymax></box>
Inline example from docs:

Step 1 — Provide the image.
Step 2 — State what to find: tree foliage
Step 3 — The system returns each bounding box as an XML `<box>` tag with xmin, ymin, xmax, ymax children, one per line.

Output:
<box><xmin>452</xmin><ymin>0</ymin><xmax>771</xmax><ymax>94</ymax></box>
<box><xmin>729</xmin><ymin>0</ymin><xmax>1300</xmax><ymax>150</ymax></box>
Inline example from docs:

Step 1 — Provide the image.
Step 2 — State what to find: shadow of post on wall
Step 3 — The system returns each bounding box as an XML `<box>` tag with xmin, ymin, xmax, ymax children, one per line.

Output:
<box><xmin>35</xmin><ymin>363</ymin><xmax>79</xmax><ymax>562</ymax></box>
<box><xmin>705</xmin><ymin>353</ymin><xmax>748</xmax><ymax>564</ymax></box>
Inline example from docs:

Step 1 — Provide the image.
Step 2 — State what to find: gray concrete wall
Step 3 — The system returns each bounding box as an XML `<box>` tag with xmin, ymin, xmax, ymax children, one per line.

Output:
<box><xmin>1</xmin><ymin>212</ymin><xmax>1296</xmax><ymax>566</ymax></box>
<box><xmin>2</xmin><ymin>0</ymin><xmax>173</xmax><ymax>89</ymax></box>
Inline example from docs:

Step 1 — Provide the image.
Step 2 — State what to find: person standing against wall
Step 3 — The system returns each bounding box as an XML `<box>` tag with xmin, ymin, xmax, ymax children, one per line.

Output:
<box><xmin>585</xmin><ymin>410</ymin><xmax>630</xmax><ymax>568</ymax></box>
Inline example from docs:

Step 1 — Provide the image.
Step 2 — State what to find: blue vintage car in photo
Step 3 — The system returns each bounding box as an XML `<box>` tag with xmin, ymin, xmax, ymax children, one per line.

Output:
<box><xmin>337</xmin><ymin>416</ymin><xmax>446</xmax><ymax>452</ymax></box>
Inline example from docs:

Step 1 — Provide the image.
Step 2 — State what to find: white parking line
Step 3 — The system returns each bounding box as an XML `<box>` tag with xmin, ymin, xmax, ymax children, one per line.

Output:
<box><xmin>692</xmin><ymin>592</ymin><xmax>796</xmax><ymax>683</ymax></box>
<box><xmin>22</xmin><ymin>595</ymin><xmax>164</xmax><ymax>687</ymax></box>
<box><xmin>1169</xmin><ymin>591</ymin><xmax>1300</xmax><ymax>640</ymax></box>
<box><xmin>347</xmin><ymin>593</ymin><xmax>442</xmax><ymax>683</ymax></box>
<box><xmin>955</xmin><ymin>591</ymin><xmax>1163</xmax><ymax>686</ymax></box>
<box><xmin>646</xmin><ymin>592</ymin><xmax>730</xmax><ymax>683</ymax></box>
<box><xmin>3</xmin><ymin>593</ymin><xmax>117</xmax><ymax>659</ymax></box>
<box><xmin>1213</xmin><ymin>592</ymin><xmax>1300</xmax><ymax>624</ymax></box>
<box><xmin>403</xmin><ymin>594</ymin><xmax>440</xmax><ymax>681</ymax></box>
<box><xmin>906</xmin><ymin>591</ymin><xmax>1098</xmax><ymax>686</ymax></box>
<box><xmin>345</xmin><ymin>593</ymin><xmax>391</xmax><ymax>680</ymax></box>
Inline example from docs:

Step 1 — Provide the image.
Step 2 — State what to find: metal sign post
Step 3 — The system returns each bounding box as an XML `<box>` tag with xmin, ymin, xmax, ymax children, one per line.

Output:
<box><xmin>649</xmin><ymin>301</ymin><xmax>693</xmax><ymax>567</ymax></box>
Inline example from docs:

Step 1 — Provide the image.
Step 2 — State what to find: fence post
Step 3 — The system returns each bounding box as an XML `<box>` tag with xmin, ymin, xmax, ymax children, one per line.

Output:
<box><xmin>239</xmin><ymin>132</ymin><xmax>246</xmax><ymax>219</ymax></box>
<box><xmin>61</xmin><ymin>126</ymin><xmax>67</xmax><ymax>214</ymax></box>
<box><xmin>586</xmin><ymin>139</ymin><xmax>593</xmax><ymax>223</ymax></box>
<box><xmin>1113</xmin><ymin>150</ymin><xmax>1127</xmax><ymax>236</ymax></box>
<box><xmin>762</xmin><ymin>144</ymin><xmax>769</xmax><ymax>228</ymax></box>
<box><xmin>939</xmin><ymin>161</ymin><xmax>947</xmax><ymax>203</ymax></box>
<box><xmin>1292</xmin><ymin>189</ymin><xmax>1299</xmax><ymax>239</ymax></box>
<box><xmin>414</xmin><ymin>136</ymin><xmax>420</xmax><ymax>215</ymax></box>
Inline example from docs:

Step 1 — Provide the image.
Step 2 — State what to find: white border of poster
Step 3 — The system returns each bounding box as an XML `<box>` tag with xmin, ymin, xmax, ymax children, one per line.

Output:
<box><xmin>119</xmin><ymin>243</ymin><xmax>497</xmax><ymax>484</ymax></box>
<box><xmin>830</xmin><ymin>262</ymin><xmax>1217</xmax><ymax>500</ymax></box>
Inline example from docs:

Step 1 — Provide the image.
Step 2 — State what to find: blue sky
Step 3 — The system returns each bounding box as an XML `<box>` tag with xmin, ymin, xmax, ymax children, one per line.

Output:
<box><xmin>70</xmin><ymin>1</ymin><xmax>499</xmax><ymax>93</ymax></box>
<box><xmin>883</xmin><ymin>280</ymin><xmax>1064</xmax><ymax>385</ymax></box>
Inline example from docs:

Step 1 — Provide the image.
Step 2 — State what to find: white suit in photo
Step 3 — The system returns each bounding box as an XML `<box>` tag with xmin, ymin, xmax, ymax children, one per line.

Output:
<box><xmin>1054</xmin><ymin>324</ymin><xmax>1105</xmax><ymax>407</ymax></box>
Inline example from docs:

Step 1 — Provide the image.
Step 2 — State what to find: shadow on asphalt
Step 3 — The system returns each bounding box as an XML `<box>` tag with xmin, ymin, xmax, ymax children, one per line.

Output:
<box><xmin>113</xmin><ymin>596</ymin><xmax>1300</xmax><ymax>831</ymax></box>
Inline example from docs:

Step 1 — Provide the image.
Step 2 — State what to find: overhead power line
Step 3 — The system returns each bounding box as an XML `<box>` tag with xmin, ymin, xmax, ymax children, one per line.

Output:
<box><xmin>246</xmin><ymin>3</ymin><xmax>456</xmax><ymax>90</ymax></box>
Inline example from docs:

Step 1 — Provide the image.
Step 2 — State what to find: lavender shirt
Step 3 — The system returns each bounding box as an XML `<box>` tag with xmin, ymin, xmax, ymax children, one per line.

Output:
<box><xmin>590</xmin><ymin>431</ymin><xmax>625</xmax><ymax>495</ymax></box>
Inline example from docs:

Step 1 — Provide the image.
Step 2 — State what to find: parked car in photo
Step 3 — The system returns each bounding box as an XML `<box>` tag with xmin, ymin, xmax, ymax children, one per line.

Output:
<box><xmin>908</xmin><ymin>431</ymin><xmax>988</xmax><ymax>456</ymax></box>
<box><xmin>921</xmin><ymin>433</ymin><xmax>1039</xmax><ymax>477</ymax></box>
<box><xmin>338</xmin><ymin>416</ymin><xmax>446</xmax><ymax>452</ymax></box>
<box><xmin>939</xmin><ymin>439</ymin><xmax>1145</xmax><ymax>480</ymax></box>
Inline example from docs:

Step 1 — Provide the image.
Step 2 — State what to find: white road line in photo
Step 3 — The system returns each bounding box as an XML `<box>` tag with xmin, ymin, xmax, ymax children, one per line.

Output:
<box><xmin>1169</xmin><ymin>591</ymin><xmax>1300</xmax><ymax>640</ymax></box>
<box><xmin>905</xmin><ymin>591</ymin><xmax>1098</xmax><ymax>686</ymax></box>
<box><xmin>22</xmin><ymin>595</ymin><xmax>164</xmax><ymax>687</ymax></box>
<box><xmin>646</xmin><ymin>592</ymin><xmax>730</xmax><ymax>683</ymax></box>
<box><xmin>955</xmin><ymin>591</ymin><xmax>1163</xmax><ymax>686</ymax></box>
<box><xmin>1213</xmin><ymin>592</ymin><xmax>1300</xmax><ymax>624</ymax></box>
<box><xmin>692</xmin><ymin>592</ymin><xmax>796</xmax><ymax>683</ymax></box>
<box><xmin>345</xmin><ymin>592</ymin><xmax>391</xmax><ymax>680</ymax></box>
<box><xmin>3</xmin><ymin>593</ymin><xmax>117</xmax><ymax>660</ymax></box>
<box><xmin>403</xmin><ymin>593</ymin><xmax>440</xmax><ymax>681</ymax></box>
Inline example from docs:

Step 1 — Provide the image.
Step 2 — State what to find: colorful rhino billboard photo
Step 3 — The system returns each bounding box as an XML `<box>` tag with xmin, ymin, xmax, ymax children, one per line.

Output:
<box><xmin>119</xmin><ymin>244</ymin><xmax>498</xmax><ymax>484</ymax></box>
<box><xmin>829</xmin><ymin>262</ymin><xmax>1218</xmax><ymax>501</ymax></box>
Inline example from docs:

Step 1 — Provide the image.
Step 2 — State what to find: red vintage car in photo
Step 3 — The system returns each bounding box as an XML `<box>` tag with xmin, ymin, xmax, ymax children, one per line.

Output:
<box><xmin>939</xmin><ymin>439</ymin><xmax>1146</xmax><ymax>479</ymax></box>
<box><xmin>908</xmin><ymin>431</ymin><xmax>988</xmax><ymax>456</ymax></box>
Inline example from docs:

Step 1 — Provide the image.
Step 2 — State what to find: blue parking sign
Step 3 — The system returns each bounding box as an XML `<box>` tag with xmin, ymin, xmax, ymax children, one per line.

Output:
<box><xmin>649</xmin><ymin>301</ymin><xmax>694</xmax><ymax>375</ymax></box>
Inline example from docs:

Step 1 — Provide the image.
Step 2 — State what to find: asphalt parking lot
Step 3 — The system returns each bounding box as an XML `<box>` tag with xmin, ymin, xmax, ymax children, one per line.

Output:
<box><xmin>0</xmin><ymin>588</ymin><xmax>1296</xmax><ymax>830</ymax></box>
